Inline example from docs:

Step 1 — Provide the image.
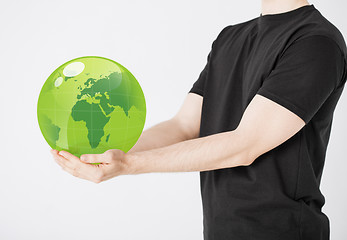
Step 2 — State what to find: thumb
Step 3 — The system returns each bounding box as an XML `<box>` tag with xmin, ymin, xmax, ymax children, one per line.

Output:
<box><xmin>80</xmin><ymin>154</ymin><xmax>103</xmax><ymax>164</ymax></box>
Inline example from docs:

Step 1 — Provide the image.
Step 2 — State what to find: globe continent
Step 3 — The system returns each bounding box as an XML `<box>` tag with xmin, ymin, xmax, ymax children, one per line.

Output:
<box><xmin>37</xmin><ymin>56</ymin><xmax>146</xmax><ymax>157</ymax></box>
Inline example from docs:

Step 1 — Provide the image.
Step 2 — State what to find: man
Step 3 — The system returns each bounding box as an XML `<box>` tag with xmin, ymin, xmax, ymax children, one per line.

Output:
<box><xmin>51</xmin><ymin>0</ymin><xmax>347</xmax><ymax>239</ymax></box>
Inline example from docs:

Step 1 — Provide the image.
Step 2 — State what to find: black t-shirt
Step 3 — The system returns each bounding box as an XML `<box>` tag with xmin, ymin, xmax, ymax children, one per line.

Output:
<box><xmin>188</xmin><ymin>4</ymin><xmax>347</xmax><ymax>240</ymax></box>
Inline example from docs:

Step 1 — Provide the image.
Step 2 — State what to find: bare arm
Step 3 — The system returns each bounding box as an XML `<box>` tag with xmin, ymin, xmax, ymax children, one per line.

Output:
<box><xmin>51</xmin><ymin>93</ymin><xmax>305</xmax><ymax>183</ymax></box>
<box><xmin>128</xmin><ymin>93</ymin><xmax>203</xmax><ymax>153</ymax></box>
<box><xmin>125</xmin><ymin>94</ymin><xmax>306</xmax><ymax>174</ymax></box>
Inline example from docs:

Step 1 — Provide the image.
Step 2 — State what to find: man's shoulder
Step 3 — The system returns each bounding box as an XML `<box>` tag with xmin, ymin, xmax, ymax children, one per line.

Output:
<box><xmin>213</xmin><ymin>18</ymin><xmax>258</xmax><ymax>46</ymax></box>
<box><xmin>296</xmin><ymin>10</ymin><xmax>347</xmax><ymax>56</ymax></box>
<box><xmin>217</xmin><ymin>17</ymin><xmax>259</xmax><ymax>34</ymax></box>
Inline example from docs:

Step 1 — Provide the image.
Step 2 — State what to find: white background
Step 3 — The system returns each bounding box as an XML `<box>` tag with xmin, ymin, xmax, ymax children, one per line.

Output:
<box><xmin>0</xmin><ymin>0</ymin><xmax>346</xmax><ymax>239</ymax></box>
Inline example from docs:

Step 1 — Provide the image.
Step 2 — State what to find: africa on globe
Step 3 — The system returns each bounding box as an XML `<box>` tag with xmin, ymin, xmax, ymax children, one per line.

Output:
<box><xmin>37</xmin><ymin>56</ymin><xmax>146</xmax><ymax>157</ymax></box>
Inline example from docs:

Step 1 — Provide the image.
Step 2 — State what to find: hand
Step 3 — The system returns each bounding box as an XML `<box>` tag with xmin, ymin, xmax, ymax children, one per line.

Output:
<box><xmin>50</xmin><ymin>149</ymin><xmax>128</xmax><ymax>183</ymax></box>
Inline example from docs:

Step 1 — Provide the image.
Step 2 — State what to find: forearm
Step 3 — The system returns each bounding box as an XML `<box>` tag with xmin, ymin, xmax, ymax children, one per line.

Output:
<box><xmin>127</xmin><ymin>118</ymin><xmax>192</xmax><ymax>153</ymax></box>
<box><xmin>125</xmin><ymin>129</ymin><xmax>252</xmax><ymax>174</ymax></box>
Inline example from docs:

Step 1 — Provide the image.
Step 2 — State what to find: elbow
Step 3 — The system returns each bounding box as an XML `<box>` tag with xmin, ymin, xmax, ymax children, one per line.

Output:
<box><xmin>244</xmin><ymin>157</ymin><xmax>255</xmax><ymax>166</ymax></box>
<box><xmin>231</xmin><ymin>128</ymin><xmax>260</xmax><ymax>167</ymax></box>
<box><xmin>226</xmin><ymin>150</ymin><xmax>256</xmax><ymax>168</ymax></box>
<box><xmin>242</xmin><ymin>147</ymin><xmax>264</xmax><ymax>166</ymax></box>
<box><xmin>219</xmin><ymin>129</ymin><xmax>260</xmax><ymax>168</ymax></box>
<box><xmin>239</xmin><ymin>151</ymin><xmax>256</xmax><ymax>167</ymax></box>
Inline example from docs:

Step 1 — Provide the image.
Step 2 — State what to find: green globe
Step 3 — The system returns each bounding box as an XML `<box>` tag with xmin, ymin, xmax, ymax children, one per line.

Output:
<box><xmin>37</xmin><ymin>56</ymin><xmax>146</xmax><ymax>158</ymax></box>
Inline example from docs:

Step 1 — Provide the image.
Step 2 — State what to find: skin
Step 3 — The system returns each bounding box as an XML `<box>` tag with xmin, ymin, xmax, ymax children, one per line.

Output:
<box><xmin>51</xmin><ymin>0</ymin><xmax>310</xmax><ymax>184</ymax></box>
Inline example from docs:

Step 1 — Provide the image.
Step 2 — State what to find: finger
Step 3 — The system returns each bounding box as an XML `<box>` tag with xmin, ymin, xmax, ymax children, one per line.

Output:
<box><xmin>53</xmin><ymin>153</ymin><xmax>100</xmax><ymax>180</ymax></box>
<box><xmin>52</xmin><ymin>151</ymin><xmax>84</xmax><ymax>174</ymax></box>
<box><xmin>80</xmin><ymin>154</ymin><xmax>104</xmax><ymax>164</ymax></box>
<box><xmin>51</xmin><ymin>151</ymin><xmax>74</xmax><ymax>169</ymax></box>
<box><xmin>50</xmin><ymin>149</ymin><xmax>58</xmax><ymax>155</ymax></box>
<box><xmin>59</xmin><ymin>150</ymin><xmax>82</xmax><ymax>164</ymax></box>
<box><xmin>51</xmin><ymin>150</ymin><xmax>105</xmax><ymax>182</ymax></box>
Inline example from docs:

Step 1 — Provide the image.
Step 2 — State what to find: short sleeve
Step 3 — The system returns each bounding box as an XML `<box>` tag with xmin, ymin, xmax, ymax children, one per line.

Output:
<box><xmin>188</xmin><ymin>25</ymin><xmax>233</xmax><ymax>97</ymax></box>
<box><xmin>256</xmin><ymin>35</ymin><xmax>345</xmax><ymax>124</ymax></box>
<box><xmin>188</xmin><ymin>50</ymin><xmax>212</xmax><ymax>97</ymax></box>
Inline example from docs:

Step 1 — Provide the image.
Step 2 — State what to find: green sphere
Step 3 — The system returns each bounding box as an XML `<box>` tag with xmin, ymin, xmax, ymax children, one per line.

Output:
<box><xmin>37</xmin><ymin>56</ymin><xmax>146</xmax><ymax>158</ymax></box>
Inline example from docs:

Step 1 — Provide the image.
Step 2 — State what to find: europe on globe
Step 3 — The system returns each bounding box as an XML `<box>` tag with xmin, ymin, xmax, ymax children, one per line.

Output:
<box><xmin>37</xmin><ymin>56</ymin><xmax>146</xmax><ymax>157</ymax></box>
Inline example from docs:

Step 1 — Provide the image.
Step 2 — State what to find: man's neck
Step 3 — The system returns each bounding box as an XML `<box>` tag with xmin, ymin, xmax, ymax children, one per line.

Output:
<box><xmin>261</xmin><ymin>0</ymin><xmax>310</xmax><ymax>16</ymax></box>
